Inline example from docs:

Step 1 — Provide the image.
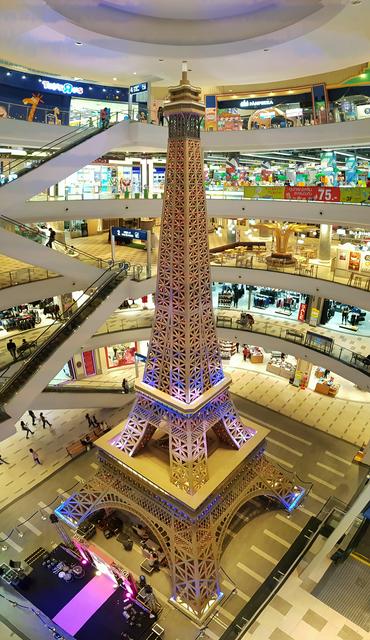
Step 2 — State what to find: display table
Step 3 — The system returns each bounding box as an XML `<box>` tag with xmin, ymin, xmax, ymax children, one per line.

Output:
<box><xmin>315</xmin><ymin>380</ymin><xmax>339</xmax><ymax>397</ymax></box>
<box><xmin>266</xmin><ymin>359</ymin><xmax>295</xmax><ymax>380</ymax></box>
<box><xmin>250</xmin><ymin>348</ymin><xmax>263</xmax><ymax>364</ymax></box>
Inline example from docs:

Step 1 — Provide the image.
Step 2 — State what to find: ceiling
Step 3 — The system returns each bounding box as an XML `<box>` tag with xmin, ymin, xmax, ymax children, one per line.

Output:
<box><xmin>1</xmin><ymin>1</ymin><xmax>370</xmax><ymax>87</ymax></box>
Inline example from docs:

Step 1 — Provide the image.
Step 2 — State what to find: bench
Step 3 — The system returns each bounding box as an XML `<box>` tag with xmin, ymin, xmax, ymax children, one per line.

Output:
<box><xmin>66</xmin><ymin>430</ymin><xmax>101</xmax><ymax>459</ymax></box>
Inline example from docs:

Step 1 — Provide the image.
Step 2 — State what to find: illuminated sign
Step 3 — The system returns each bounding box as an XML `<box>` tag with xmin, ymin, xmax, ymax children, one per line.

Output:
<box><xmin>111</xmin><ymin>226</ymin><xmax>148</xmax><ymax>241</ymax></box>
<box><xmin>240</xmin><ymin>98</ymin><xmax>274</xmax><ymax>108</ymax></box>
<box><xmin>129</xmin><ymin>82</ymin><xmax>148</xmax><ymax>94</ymax></box>
<box><xmin>41</xmin><ymin>80</ymin><xmax>84</xmax><ymax>95</ymax></box>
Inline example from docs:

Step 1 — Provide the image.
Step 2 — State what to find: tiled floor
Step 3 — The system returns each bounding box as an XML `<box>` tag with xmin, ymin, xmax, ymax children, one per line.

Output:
<box><xmin>242</xmin><ymin>571</ymin><xmax>367</xmax><ymax>640</ymax></box>
<box><xmin>0</xmin><ymin>402</ymin><xmax>133</xmax><ymax>511</ymax></box>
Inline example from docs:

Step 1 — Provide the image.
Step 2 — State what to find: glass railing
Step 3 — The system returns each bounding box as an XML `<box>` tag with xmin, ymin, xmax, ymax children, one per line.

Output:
<box><xmin>0</xmin><ymin>111</ymin><xmax>123</xmax><ymax>186</ymax></box>
<box><xmin>216</xmin><ymin>313</ymin><xmax>370</xmax><ymax>376</ymax></box>
<box><xmin>210</xmin><ymin>252</ymin><xmax>370</xmax><ymax>292</ymax></box>
<box><xmin>0</xmin><ymin>267</ymin><xmax>129</xmax><ymax>407</ymax></box>
<box><xmin>0</xmin><ymin>215</ymin><xmax>111</xmax><ymax>269</ymax></box>
<box><xmin>30</xmin><ymin>184</ymin><xmax>370</xmax><ymax>205</ymax></box>
<box><xmin>46</xmin><ymin>377</ymin><xmax>135</xmax><ymax>393</ymax></box>
<box><xmin>0</xmin><ymin>266</ymin><xmax>60</xmax><ymax>289</ymax></box>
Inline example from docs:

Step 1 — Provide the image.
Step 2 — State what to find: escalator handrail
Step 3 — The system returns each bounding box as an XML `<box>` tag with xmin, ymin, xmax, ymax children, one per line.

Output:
<box><xmin>0</xmin><ymin>111</ymin><xmax>123</xmax><ymax>182</ymax></box>
<box><xmin>0</xmin><ymin>215</ymin><xmax>111</xmax><ymax>267</ymax></box>
<box><xmin>0</xmin><ymin>267</ymin><xmax>125</xmax><ymax>397</ymax></box>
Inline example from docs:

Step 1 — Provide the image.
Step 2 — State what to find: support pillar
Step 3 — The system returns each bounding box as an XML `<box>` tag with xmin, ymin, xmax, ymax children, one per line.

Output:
<box><xmin>318</xmin><ymin>224</ymin><xmax>332</xmax><ymax>263</ymax></box>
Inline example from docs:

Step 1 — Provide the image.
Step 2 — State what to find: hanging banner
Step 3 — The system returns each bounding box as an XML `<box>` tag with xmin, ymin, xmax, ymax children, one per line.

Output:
<box><xmin>243</xmin><ymin>186</ymin><xmax>285</xmax><ymax>200</ymax></box>
<box><xmin>298</xmin><ymin>303</ymin><xmax>307</xmax><ymax>322</ymax></box>
<box><xmin>339</xmin><ymin>187</ymin><xmax>370</xmax><ymax>203</ymax></box>
<box><xmin>285</xmin><ymin>186</ymin><xmax>340</xmax><ymax>201</ymax></box>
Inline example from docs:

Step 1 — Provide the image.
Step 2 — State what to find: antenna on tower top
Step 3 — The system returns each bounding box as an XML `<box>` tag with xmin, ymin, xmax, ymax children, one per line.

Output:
<box><xmin>181</xmin><ymin>60</ymin><xmax>188</xmax><ymax>84</ymax></box>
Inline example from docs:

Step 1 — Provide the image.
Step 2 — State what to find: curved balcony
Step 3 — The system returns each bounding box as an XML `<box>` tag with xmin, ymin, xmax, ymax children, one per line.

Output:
<box><xmin>85</xmin><ymin>309</ymin><xmax>370</xmax><ymax>390</ymax></box>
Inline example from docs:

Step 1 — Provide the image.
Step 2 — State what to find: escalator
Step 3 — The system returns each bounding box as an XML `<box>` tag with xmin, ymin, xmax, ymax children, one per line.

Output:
<box><xmin>0</xmin><ymin>114</ymin><xmax>130</xmax><ymax>210</ymax></box>
<box><xmin>0</xmin><ymin>265</ymin><xmax>135</xmax><ymax>421</ymax></box>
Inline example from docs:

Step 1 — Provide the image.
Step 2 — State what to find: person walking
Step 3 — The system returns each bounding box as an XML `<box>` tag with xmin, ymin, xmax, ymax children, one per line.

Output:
<box><xmin>0</xmin><ymin>454</ymin><xmax>9</xmax><ymax>464</ymax></box>
<box><xmin>20</xmin><ymin>420</ymin><xmax>34</xmax><ymax>439</ymax></box>
<box><xmin>7</xmin><ymin>339</ymin><xmax>17</xmax><ymax>360</ymax></box>
<box><xmin>40</xmin><ymin>412</ymin><xmax>52</xmax><ymax>428</ymax></box>
<box><xmin>85</xmin><ymin>413</ymin><xmax>93</xmax><ymax>428</ymax></box>
<box><xmin>29</xmin><ymin>448</ymin><xmax>41</xmax><ymax>465</ymax></box>
<box><xmin>45</xmin><ymin>227</ymin><xmax>56</xmax><ymax>248</ymax></box>
<box><xmin>28</xmin><ymin>410</ymin><xmax>37</xmax><ymax>426</ymax></box>
<box><xmin>92</xmin><ymin>415</ymin><xmax>99</xmax><ymax>428</ymax></box>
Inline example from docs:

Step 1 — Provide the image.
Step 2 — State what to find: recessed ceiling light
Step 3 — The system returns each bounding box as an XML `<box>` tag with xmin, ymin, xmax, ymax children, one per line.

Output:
<box><xmin>116</xmin><ymin>90</ymin><xmax>119</xmax><ymax>93</ymax></box>
<box><xmin>360</xmin><ymin>73</ymin><xmax>367</xmax><ymax>78</ymax></box>
<box><xmin>133</xmin><ymin>72</ymin><xmax>137</xmax><ymax>75</ymax></box>
<box><xmin>113</xmin><ymin>77</ymin><xmax>117</xmax><ymax>81</ymax></box>
<box><xmin>89</xmin><ymin>86</ymin><xmax>93</xmax><ymax>90</ymax></box>
<box><xmin>102</xmin><ymin>88</ymin><xmax>106</xmax><ymax>92</ymax></box>
<box><xmin>21</xmin><ymin>75</ymin><xmax>26</xmax><ymax>79</ymax></box>
<box><xmin>288</xmin><ymin>90</ymin><xmax>294</xmax><ymax>94</ymax></box>
<box><xmin>6</xmin><ymin>72</ymin><xmax>11</xmax><ymax>76</ymax></box>
<box><xmin>269</xmin><ymin>92</ymin><xmax>275</xmax><ymax>96</ymax></box>
<box><xmin>75</xmin><ymin>41</ymin><xmax>83</xmax><ymax>46</ymax></box>
<box><xmin>228</xmin><ymin>89</ymin><xmax>232</xmax><ymax>92</ymax></box>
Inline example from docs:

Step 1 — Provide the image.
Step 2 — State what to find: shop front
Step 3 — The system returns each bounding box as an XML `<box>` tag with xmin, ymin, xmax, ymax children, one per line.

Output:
<box><xmin>0</xmin><ymin>65</ymin><xmax>129</xmax><ymax>126</ymax></box>
<box><xmin>213</xmin><ymin>282</ymin><xmax>309</xmax><ymax>321</ymax></box>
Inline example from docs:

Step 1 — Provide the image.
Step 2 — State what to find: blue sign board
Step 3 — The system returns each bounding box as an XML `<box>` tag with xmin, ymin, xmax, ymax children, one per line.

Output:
<box><xmin>111</xmin><ymin>227</ymin><xmax>148</xmax><ymax>241</ymax></box>
<box><xmin>130</xmin><ymin>82</ymin><xmax>148</xmax><ymax>95</ymax></box>
<box><xmin>135</xmin><ymin>353</ymin><xmax>147</xmax><ymax>362</ymax></box>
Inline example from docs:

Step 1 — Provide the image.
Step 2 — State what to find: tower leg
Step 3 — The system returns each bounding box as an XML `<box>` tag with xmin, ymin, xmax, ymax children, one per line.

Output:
<box><xmin>169</xmin><ymin>418</ymin><xmax>208</xmax><ymax>494</ymax></box>
<box><xmin>116</xmin><ymin>394</ymin><xmax>157</xmax><ymax>455</ymax></box>
<box><xmin>170</xmin><ymin>516</ymin><xmax>221</xmax><ymax>622</ymax></box>
<box><xmin>212</xmin><ymin>390</ymin><xmax>256</xmax><ymax>449</ymax></box>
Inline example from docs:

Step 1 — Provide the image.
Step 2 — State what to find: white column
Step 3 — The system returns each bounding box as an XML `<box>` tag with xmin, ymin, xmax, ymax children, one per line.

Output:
<box><xmin>301</xmin><ymin>479</ymin><xmax>370</xmax><ymax>582</ymax></box>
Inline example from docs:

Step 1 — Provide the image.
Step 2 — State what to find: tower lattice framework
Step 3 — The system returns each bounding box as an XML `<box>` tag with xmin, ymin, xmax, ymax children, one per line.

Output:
<box><xmin>56</xmin><ymin>65</ymin><xmax>304</xmax><ymax>623</ymax></box>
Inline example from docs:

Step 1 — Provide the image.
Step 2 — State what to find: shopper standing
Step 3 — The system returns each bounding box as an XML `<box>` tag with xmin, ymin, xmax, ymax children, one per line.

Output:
<box><xmin>7</xmin><ymin>339</ymin><xmax>17</xmax><ymax>360</ymax></box>
<box><xmin>243</xmin><ymin>346</ymin><xmax>249</xmax><ymax>362</ymax></box>
<box><xmin>122</xmin><ymin>378</ymin><xmax>129</xmax><ymax>394</ymax></box>
<box><xmin>40</xmin><ymin>412</ymin><xmax>52</xmax><ymax>428</ymax></box>
<box><xmin>28</xmin><ymin>410</ymin><xmax>37</xmax><ymax>426</ymax></box>
<box><xmin>20</xmin><ymin>421</ymin><xmax>34</xmax><ymax>439</ymax></box>
<box><xmin>157</xmin><ymin>106</ymin><xmax>164</xmax><ymax>126</ymax></box>
<box><xmin>29</xmin><ymin>448</ymin><xmax>41</xmax><ymax>465</ymax></box>
<box><xmin>342</xmin><ymin>305</ymin><xmax>349</xmax><ymax>324</ymax></box>
<box><xmin>46</xmin><ymin>227</ymin><xmax>56</xmax><ymax>248</ymax></box>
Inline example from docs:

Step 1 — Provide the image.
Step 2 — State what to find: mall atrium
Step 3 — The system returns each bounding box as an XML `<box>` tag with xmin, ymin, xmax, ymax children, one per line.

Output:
<box><xmin>0</xmin><ymin>2</ymin><xmax>369</xmax><ymax>640</ymax></box>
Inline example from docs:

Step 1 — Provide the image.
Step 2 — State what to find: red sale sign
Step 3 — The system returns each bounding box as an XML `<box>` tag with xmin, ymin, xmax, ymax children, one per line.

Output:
<box><xmin>298</xmin><ymin>303</ymin><xmax>307</xmax><ymax>322</ymax></box>
<box><xmin>285</xmin><ymin>186</ymin><xmax>340</xmax><ymax>202</ymax></box>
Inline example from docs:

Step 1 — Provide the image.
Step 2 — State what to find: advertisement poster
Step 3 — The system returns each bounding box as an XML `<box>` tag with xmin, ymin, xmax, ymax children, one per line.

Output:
<box><xmin>298</xmin><ymin>303</ymin><xmax>307</xmax><ymax>322</ymax></box>
<box><xmin>105</xmin><ymin>343</ymin><xmax>137</xmax><ymax>369</ymax></box>
<box><xmin>362</xmin><ymin>254</ymin><xmax>370</xmax><ymax>273</ymax></box>
<box><xmin>348</xmin><ymin>251</ymin><xmax>361</xmax><ymax>271</ymax></box>
<box><xmin>339</xmin><ymin>187</ymin><xmax>370</xmax><ymax>203</ymax></box>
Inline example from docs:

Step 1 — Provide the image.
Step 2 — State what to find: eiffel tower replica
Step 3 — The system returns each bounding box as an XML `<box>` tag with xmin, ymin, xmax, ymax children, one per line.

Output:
<box><xmin>56</xmin><ymin>64</ymin><xmax>304</xmax><ymax>623</ymax></box>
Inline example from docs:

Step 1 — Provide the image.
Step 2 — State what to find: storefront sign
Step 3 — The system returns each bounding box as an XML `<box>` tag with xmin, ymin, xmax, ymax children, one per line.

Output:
<box><xmin>41</xmin><ymin>80</ymin><xmax>84</xmax><ymax>95</ymax></box>
<box><xmin>240</xmin><ymin>99</ymin><xmax>274</xmax><ymax>108</ymax></box>
<box><xmin>111</xmin><ymin>227</ymin><xmax>148</xmax><ymax>241</ymax></box>
<box><xmin>286</xmin><ymin>107</ymin><xmax>303</xmax><ymax>117</ymax></box>
<box><xmin>129</xmin><ymin>82</ymin><xmax>148</xmax><ymax>94</ymax></box>
<box><xmin>298</xmin><ymin>303</ymin><xmax>307</xmax><ymax>322</ymax></box>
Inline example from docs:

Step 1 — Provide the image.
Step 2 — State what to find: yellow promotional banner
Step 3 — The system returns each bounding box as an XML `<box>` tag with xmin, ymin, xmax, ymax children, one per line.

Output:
<box><xmin>243</xmin><ymin>186</ymin><xmax>285</xmax><ymax>200</ymax></box>
<box><xmin>339</xmin><ymin>188</ymin><xmax>370</xmax><ymax>203</ymax></box>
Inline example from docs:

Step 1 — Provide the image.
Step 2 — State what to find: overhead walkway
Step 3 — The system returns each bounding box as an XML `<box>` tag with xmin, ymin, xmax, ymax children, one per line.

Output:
<box><xmin>0</xmin><ymin>116</ymin><xmax>134</xmax><ymax>212</ymax></box>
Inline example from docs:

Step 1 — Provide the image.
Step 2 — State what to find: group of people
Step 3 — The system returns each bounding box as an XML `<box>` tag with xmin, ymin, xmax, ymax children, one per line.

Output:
<box><xmin>6</xmin><ymin>337</ymin><xmax>35</xmax><ymax>361</ymax></box>
<box><xmin>20</xmin><ymin>410</ymin><xmax>52</xmax><ymax>438</ymax></box>
<box><xmin>85</xmin><ymin>413</ymin><xmax>108</xmax><ymax>431</ymax></box>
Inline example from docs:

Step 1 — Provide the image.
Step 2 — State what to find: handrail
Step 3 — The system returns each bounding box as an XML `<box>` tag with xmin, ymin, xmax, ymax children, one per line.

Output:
<box><xmin>0</xmin><ymin>214</ymin><xmax>111</xmax><ymax>268</ymax></box>
<box><xmin>0</xmin><ymin>111</ymin><xmax>122</xmax><ymax>185</ymax></box>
